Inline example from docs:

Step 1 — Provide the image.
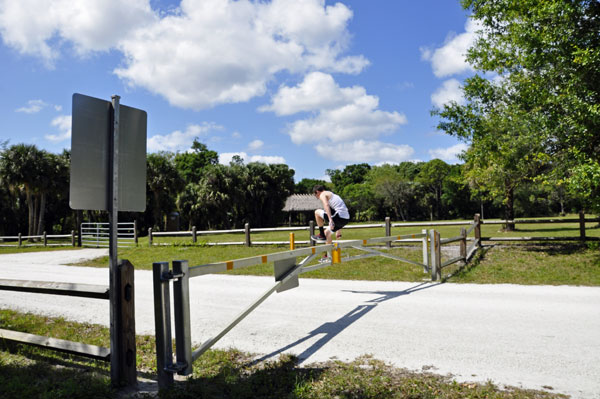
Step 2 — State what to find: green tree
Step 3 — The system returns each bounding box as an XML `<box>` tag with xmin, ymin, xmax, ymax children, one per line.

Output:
<box><xmin>147</xmin><ymin>152</ymin><xmax>183</xmax><ymax>230</ymax></box>
<box><xmin>416</xmin><ymin>159</ymin><xmax>451</xmax><ymax>220</ymax></box>
<box><xmin>367</xmin><ymin>164</ymin><xmax>418</xmax><ymax>221</ymax></box>
<box><xmin>326</xmin><ymin>163</ymin><xmax>371</xmax><ymax>192</ymax></box>
<box><xmin>294</xmin><ymin>178</ymin><xmax>329</xmax><ymax>194</ymax></box>
<box><xmin>174</xmin><ymin>139</ymin><xmax>219</xmax><ymax>184</ymax></box>
<box><xmin>449</xmin><ymin>0</ymin><xmax>599</xmax><ymax>212</ymax></box>
<box><xmin>0</xmin><ymin>144</ymin><xmax>49</xmax><ymax>236</ymax></box>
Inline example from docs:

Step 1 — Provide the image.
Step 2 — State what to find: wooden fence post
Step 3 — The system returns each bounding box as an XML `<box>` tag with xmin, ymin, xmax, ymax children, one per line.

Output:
<box><xmin>385</xmin><ymin>217</ymin><xmax>391</xmax><ymax>248</ymax></box>
<box><xmin>422</xmin><ymin>229</ymin><xmax>429</xmax><ymax>273</ymax></box>
<box><xmin>245</xmin><ymin>223</ymin><xmax>251</xmax><ymax>247</ymax></box>
<box><xmin>192</xmin><ymin>226</ymin><xmax>197</xmax><ymax>243</ymax></box>
<box><xmin>18</xmin><ymin>233</ymin><xmax>22</xmax><ymax>247</ymax></box>
<box><xmin>43</xmin><ymin>231</ymin><xmax>47</xmax><ymax>247</ymax></box>
<box><xmin>579</xmin><ymin>211</ymin><xmax>586</xmax><ymax>241</ymax></box>
<box><xmin>117</xmin><ymin>259</ymin><xmax>136</xmax><ymax>387</ymax></box>
<box><xmin>71</xmin><ymin>230</ymin><xmax>76</xmax><ymax>247</ymax></box>
<box><xmin>474</xmin><ymin>213</ymin><xmax>481</xmax><ymax>247</ymax></box>
<box><xmin>148</xmin><ymin>228</ymin><xmax>153</xmax><ymax>246</ymax></box>
<box><xmin>460</xmin><ymin>227</ymin><xmax>467</xmax><ymax>262</ymax></box>
<box><xmin>429</xmin><ymin>230</ymin><xmax>441</xmax><ymax>281</ymax></box>
<box><xmin>309</xmin><ymin>220</ymin><xmax>315</xmax><ymax>246</ymax></box>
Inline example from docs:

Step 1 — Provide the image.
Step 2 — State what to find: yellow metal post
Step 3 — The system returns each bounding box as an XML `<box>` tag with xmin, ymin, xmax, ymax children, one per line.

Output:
<box><xmin>332</xmin><ymin>244</ymin><xmax>341</xmax><ymax>264</ymax></box>
<box><xmin>289</xmin><ymin>233</ymin><xmax>295</xmax><ymax>250</ymax></box>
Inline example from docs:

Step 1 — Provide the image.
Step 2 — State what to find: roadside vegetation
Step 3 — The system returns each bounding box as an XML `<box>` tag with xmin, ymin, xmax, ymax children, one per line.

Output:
<box><xmin>0</xmin><ymin>309</ymin><xmax>567</xmax><ymax>399</ymax></box>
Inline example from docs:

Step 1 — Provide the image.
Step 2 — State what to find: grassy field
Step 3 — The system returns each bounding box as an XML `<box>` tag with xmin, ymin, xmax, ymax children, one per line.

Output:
<box><xmin>0</xmin><ymin>309</ymin><xmax>567</xmax><ymax>399</ymax></box>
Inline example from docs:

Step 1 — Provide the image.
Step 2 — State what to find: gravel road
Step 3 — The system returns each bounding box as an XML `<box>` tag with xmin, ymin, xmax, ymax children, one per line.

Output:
<box><xmin>1</xmin><ymin>249</ymin><xmax>599</xmax><ymax>398</ymax></box>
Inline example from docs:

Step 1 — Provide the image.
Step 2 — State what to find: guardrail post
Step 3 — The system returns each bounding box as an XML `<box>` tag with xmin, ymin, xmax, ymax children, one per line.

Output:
<box><xmin>117</xmin><ymin>259</ymin><xmax>137</xmax><ymax>386</ymax></box>
<box><xmin>332</xmin><ymin>243</ymin><xmax>341</xmax><ymax>264</ymax></box>
<box><xmin>422</xmin><ymin>229</ymin><xmax>429</xmax><ymax>273</ymax></box>
<box><xmin>18</xmin><ymin>233</ymin><xmax>22</xmax><ymax>247</ymax></box>
<box><xmin>152</xmin><ymin>261</ymin><xmax>174</xmax><ymax>389</ymax></box>
<box><xmin>245</xmin><ymin>223</ymin><xmax>251</xmax><ymax>247</ymax></box>
<box><xmin>172</xmin><ymin>260</ymin><xmax>193</xmax><ymax>376</ymax></box>
<box><xmin>148</xmin><ymin>228</ymin><xmax>153</xmax><ymax>246</ymax></box>
<box><xmin>579</xmin><ymin>211</ymin><xmax>586</xmax><ymax>240</ymax></box>
<box><xmin>289</xmin><ymin>233</ymin><xmax>295</xmax><ymax>250</ymax></box>
<box><xmin>460</xmin><ymin>227</ymin><xmax>467</xmax><ymax>262</ymax></box>
<box><xmin>474</xmin><ymin>213</ymin><xmax>481</xmax><ymax>247</ymax></box>
<box><xmin>43</xmin><ymin>231</ymin><xmax>47</xmax><ymax>246</ymax></box>
<box><xmin>309</xmin><ymin>220</ymin><xmax>315</xmax><ymax>246</ymax></box>
<box><xmin>385</xmin><ymin>217</ymin><xmax>391</xmax><ymax>248</ymax></box>
<box><xmin>71</xmin><ymin>230</ymin><xmax>76</xmax><ymax>246</ymax></box>
<box><xmin>430</xmin><ymin>230</ymin><xmax>441</xmax><ymax>281</ymax></box>
<box><xmin>192</xmin><ymin>226</ymin><xmax>197</xmax><ymax>243</ymax></box>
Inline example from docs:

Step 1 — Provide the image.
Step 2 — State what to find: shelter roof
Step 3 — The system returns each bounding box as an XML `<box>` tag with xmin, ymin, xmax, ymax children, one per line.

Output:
<box><xmin>282</xmin><ymin>194</ymin><xmax>322</xmax><ymax>212</ymax></box>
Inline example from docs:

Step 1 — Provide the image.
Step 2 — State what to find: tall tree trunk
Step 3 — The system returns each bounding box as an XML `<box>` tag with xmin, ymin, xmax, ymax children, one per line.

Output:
<box><xmin>152</xmin><ymin>190</ymin><xmax>161</xmax><ymax>230</ymax></box>
<box><xmin>26</xmin><ymin>190</ymin><xmax>34</xmax><ymax>237</ymax></box>
<box><xmin>504</xmin><ymin>185</ymin><xmax>516</xmax><ymax>231</ymax></box>
<box><xmin>37</xmin><ymin>192</ymin><xmax>46</xmax><ymax>235</ymax></box>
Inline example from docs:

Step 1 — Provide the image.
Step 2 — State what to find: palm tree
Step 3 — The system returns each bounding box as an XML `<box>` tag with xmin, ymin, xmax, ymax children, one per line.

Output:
<box><xmin>0</xmin><ymin>144</ymin><xmax>47</xmax><ymax>237</ymax></box>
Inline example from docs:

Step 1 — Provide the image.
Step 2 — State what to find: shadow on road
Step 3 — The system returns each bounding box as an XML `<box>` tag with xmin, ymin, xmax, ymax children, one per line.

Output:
<box><xmin>255</xmin><ymin>282</ymin><xmax>441</xmax><ymax>364</ymax></box>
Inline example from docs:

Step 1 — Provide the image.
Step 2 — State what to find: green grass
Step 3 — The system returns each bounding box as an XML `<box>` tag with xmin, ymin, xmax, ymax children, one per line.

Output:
<box><xmin>0</xmin><ymin>310</ymin><xmax>567</xmax><ymax>399</ymax></box>
<box><xmin>449</xmin><ymin>243</ymin><xmax>600</xmax><ymax>285</ymax></box>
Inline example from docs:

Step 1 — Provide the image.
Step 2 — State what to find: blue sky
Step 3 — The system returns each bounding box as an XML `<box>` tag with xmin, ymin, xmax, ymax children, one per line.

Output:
<box><xmin>0</xmin><ymin>0</ymin><xmax>476</xmax><ymax>181</ymax></box>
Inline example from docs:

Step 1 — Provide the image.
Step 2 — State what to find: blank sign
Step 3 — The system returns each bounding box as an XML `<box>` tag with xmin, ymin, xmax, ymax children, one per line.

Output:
<box><xmin>70</xmin><ymin>93</ymin><xmax>147</xmax><ymax>212</ymax></box>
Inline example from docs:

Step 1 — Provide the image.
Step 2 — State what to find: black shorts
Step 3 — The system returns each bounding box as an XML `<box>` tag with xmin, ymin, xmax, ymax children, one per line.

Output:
<box><xmin>324</xmin><ymin>213</ymin><xmax>350</xmax><ymax>232</ymax></box>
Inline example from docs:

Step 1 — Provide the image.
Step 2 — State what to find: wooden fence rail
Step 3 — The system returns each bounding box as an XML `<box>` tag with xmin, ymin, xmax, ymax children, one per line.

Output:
<box><xmin>146</xmin><ymin>212</ymin><xmax>598</xmax><ymax>247</ymax></box>
<box><xmin>0</xmin><ymin>260</ymin><xmax>136</xmax><ymax>382</ymax></box>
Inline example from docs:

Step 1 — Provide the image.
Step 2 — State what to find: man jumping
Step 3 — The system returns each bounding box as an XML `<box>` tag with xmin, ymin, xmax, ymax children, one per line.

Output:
<box><xmin>310</xmin><ymin>185</ymin><xmax>350</xmax><ymax>246</ymax></box>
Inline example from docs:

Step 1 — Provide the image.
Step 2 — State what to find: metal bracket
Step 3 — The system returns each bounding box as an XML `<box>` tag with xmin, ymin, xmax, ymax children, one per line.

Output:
<box><xmin>161</xmin><ymin>271</ymin><xmax>185</xmax><ymax>282</ymax></box>
<box><xmin>164</xmin><ymin>361</ymin><xmax>188</xmax><ymax>374</ymax></box>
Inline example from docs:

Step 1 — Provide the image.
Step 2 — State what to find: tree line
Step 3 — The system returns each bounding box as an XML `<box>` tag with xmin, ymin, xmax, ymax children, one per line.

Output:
<box><xmin>0</xmin><ymin>138</ymin><xmax>588</xmax><ymax>237</ymax></box>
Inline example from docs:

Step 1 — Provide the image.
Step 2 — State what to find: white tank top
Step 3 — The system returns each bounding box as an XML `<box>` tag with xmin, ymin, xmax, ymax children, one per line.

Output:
<box><xmin>329</xmin><ymin>192</ymin><xmax>350</xmax><ymax>219</ymax></box>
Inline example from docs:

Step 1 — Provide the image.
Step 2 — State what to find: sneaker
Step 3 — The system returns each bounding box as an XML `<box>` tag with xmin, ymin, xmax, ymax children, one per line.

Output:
<box><xmin>335</xmin><ymin>231</ymin><xmax>342</xmax><ymax>239</ymax></box>
<box><xmin>311</xmin><ymin>234</ymin><xmax>326</xmax><ymax>242</ymax></box>
<box><xmin>318</xmin><ymin>256</ymin><xmax>330</xmax><ymax>264</ymax></box>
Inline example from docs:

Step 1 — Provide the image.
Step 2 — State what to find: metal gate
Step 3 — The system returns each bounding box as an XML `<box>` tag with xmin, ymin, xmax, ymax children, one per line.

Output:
<box><xmin>81</xmin><ymin>222</ymin><xmax>137</xmax><ymax>248</ymax></box>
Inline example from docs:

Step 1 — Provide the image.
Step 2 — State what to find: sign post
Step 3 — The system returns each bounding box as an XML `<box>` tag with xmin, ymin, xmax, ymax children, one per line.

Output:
<box><xmin>70</xmin><ymin>93</ymin><xmax>146</xmax><ymax>387</ymax></box>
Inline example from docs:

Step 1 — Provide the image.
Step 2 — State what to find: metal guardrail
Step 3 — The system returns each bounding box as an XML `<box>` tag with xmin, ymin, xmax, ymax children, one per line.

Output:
<box><xmin>152</xmin><ymin>232</ymin><xmax>435</xmax><ymax>388</ymax></box>
<box><xmin>81</xmin><ymin>222</ymin><xmax>137</xmax><ymax>248</ymax></box>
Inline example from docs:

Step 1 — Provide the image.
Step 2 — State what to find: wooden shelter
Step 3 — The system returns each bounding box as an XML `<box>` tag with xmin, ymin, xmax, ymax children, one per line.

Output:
<box><xmin>282</xmin><ymin>194</ymin><xmax>323</xmax><ymax>226</ymax></box>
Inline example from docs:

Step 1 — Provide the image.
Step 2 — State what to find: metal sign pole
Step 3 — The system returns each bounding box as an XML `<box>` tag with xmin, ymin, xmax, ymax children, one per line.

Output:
<box><xmin>109</xmin><ymin>95</ymin><xmax>121</xmax><ymax>384</ymax></box>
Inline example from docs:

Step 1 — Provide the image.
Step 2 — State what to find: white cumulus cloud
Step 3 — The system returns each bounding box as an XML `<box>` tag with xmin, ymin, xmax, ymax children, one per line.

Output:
<box><xmin>219</xmin><ymin>152</ymin><xmax>286</xmax><ymax>165</ymax></box>
<box><xmin>16</xmin><ymin>99</ymin><xmax>47</xmax><ymax>113</ymax></box>
<box><xmin>0</xmin><ymin>0</ymin><xmax>155</xmax><ymax>66</ymax></box>
<box><xmin>147</xmin><ymin>123</ymin><xmax>224</xmax><ymax>153</ymax></box>
<box><xmin>45</xmin><ymin>115</ymin><xmax>71</xmax><ymax>142</ymax></box>
<box><xmin>248</xmin><ymin>139</ymin><xmax>264</xmax><ymax>151</ymax></box>
<box><xmin>315</xmin><ymin>140</ymin><xmax>414</xmax><ymax>164</ymax></box>
<box><xmin>262</xmin><ymin>72</ymin><xmax>407</xmax><ymax>145</ymax></box>
<box><xmin>0</xmin><ymin>0</ymin><xmax>366</xmax><ymax>108</ymax></box>
<box><xmin>429</xmin><ymin>143</ymin><xmax>468</xmax><ymax>163</ymax></box>
<box><xmin>431</xmin><ymin>79</ymin><xmax>465</xmax><ymax>108</ymax></box>
<box><xmin>421</xmin><ymin>19</ymin><xmax>480</xmax><ymax>78</ymax></box>
<box><xmin>114</xmin><ymin>0</ymin><xmax>368</xmax><ymax>109</ymax></box>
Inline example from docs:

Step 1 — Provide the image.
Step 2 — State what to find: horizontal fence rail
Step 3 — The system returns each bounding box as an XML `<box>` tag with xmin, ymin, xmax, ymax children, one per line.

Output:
<box><xmin>0</xmin><ymin>260</ymin><xmax>136</xmax><ymax>372</ymax></box>
<box><xmin>0</xmin><ymin>279</ymin><xmax>111</xmax><ymax>361</ymax></box>
<box><xmin>145</xmin><ymin>212</ymin><xmax>598</xmax><ymax>247</ymax></box>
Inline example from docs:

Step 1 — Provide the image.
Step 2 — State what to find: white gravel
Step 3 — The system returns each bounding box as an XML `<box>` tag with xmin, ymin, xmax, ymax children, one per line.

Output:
<box><xmin>1</xmin><ymin>249</ymin><xmax>599</xmax><ymax>399</ymax></box>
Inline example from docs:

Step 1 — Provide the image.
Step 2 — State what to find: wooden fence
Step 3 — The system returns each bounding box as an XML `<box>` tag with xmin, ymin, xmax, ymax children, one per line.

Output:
<box><xmin>147</xmin><ymin>212</ymin><xmax>599</xmax><ymax>247</ymax></box>
<box><xmin>0</xmin><ymin>260</ymin><xmax>137</xmax><ymax>386</ymax></box>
